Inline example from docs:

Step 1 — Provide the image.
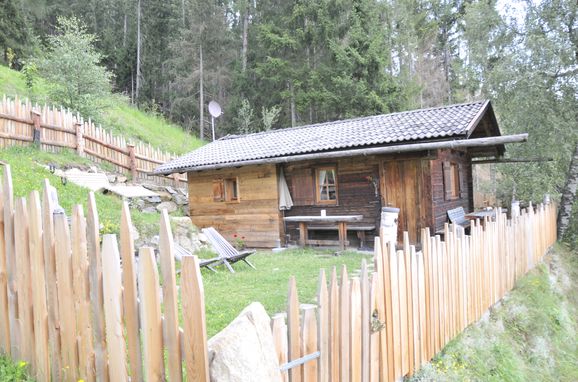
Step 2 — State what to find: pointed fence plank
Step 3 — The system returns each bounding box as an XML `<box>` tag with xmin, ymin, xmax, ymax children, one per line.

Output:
<box><xmin>159</xmin><ymin>210</ymin><xmax>183</xmax><ymax>382</ymax></box>
<box><xmin>71</xmin><ymin>205</ymin><xmax>95</xmax><ymax>381</ymax></box>
<box><xmin>54</xmin><ymin>213</ymin><xmax>78</xmax><ymax>382</ymax></box>
<box><xmin>349</xmin><ymin>278</ymin><xmax>362</xmax><ymax>382</ymax></box>
<box><xmin>368</xmin><ymin>275</ymin><xmax>380</xmax><ymax>382</ymax></box>
<box><xmin>181</xmin><ymin>255</ymin><xmax>210</xmax><ymax>382</ymax></box>
<box><xmin>101</xmin><ymin>235</ymin><xmax>128</xmax><ymax>381</ymax></box>
<box><xmin>28</xmin><ymin>191</ymin><xmax>50</xmax><ymax>382</ymax></box>
<box><xmin>360</xmin><ymin>260</ymin><xmax>370</xmax><ymax>382</ymax></box>
<box><xmin>328</xmin><ymin>268</ymin><xmax>340</xmax><ymax>382</ymax></box>
<box><xmin>15</xmin><ymin>198</ymin><xmax>35</xmax><ymax>367</ymax></box>
<box><xmin>272</xmin><ymin>314</ymin><xmax>289</xmax><ymax>382</ymax></box>
<box><xmin>0</xmin><ymin>176</ymin><xmax>10</xmax><ymax>355</ymax></box>
<box><xmin>3</xmin><ymin>165</ymin><xmax>18</xmax><ymax>357</ymax></box>
<box><xmin>302</xmin><ymin>305</ymin><xmax>318</xmax><ymax>382</ymax></box>
<box><xmin>340</xmin><ymin>265</ymin><xmax>351</xmax><ymax>382</ymax></box>
<box><xmin>119</xmin><ymin>203</ymin><xmax>142</xmax><ymax>382</ymax></box>
<box><xmin>87</xmin><ymin>192</ymin><xmax>108</xmax><ymax>381</ymax></box>
<box><xmin>139</xmin><ymin>247</ymin><xmax>164</xmax><ymax>381</ymax></box>
<box><xmin>317</xmin><ymin>269</ymin><xmax>329</xmax><ymax>382</ymax></box>
<box><xmin>287</xmin><ymin>276</ymin><xmax>302</xmax><ymax>382</ymax></box>
<box><xmin>42</xmin><ymin>180</ymin><xmax>62</xmax><ymax>381</ymax></box>
<box><xmin>373</xmin><ymin>237</ymin><xmax>388</xmax><ymax>382</ymax></box>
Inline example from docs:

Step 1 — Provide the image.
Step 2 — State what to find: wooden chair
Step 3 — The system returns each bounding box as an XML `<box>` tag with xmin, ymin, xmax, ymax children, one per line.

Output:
<box><xmin>201</xmin><ymin>227</ymin><xmax>257</xmax><ymax>273</ymax></box>
<box><xmin>174</xmin><ymin>242</ymin><xmax>221</xmax><ymax>272</ymax></box>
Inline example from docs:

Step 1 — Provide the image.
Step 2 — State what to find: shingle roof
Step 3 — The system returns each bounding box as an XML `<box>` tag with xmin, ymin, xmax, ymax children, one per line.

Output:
<box><xmin>156</xmin><ymin>100</ymin><xmax>492</xmax><ymax>174</ymax></box>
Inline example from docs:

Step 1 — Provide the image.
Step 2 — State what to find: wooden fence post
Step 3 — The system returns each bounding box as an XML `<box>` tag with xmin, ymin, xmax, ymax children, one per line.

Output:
<box><xmin>31</xmin><ymin>110</ymin><xmax>41</xmax><ymax>145</ymax></box>
<box><xmin>127</xmin><ymin>144</ymin><xmax>137</xmax><ymax>181</ymax></box>
<box><xmin>75</xmin><ymin>122</ymin><xmax>84</xmax><ymax>156</ymax></box>
<box><xmin>317</xmin><ymin>269</ymin><xmax>329</xmax><ymax>382</ymax></box>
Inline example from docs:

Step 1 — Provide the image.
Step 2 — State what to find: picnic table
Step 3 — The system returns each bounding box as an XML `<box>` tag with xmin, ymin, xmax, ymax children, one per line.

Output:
<box><xmin>284</xmin><ymin>215</ymin><xmax>363</xmax><ymax>251</ymax></box>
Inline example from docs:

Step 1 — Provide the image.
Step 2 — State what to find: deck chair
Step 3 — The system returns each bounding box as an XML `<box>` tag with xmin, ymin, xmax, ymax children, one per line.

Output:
<box><xmin>174</xmin><ymin>242</ymin><xmax>221</xmax><ymax>272</ymax></box>
<box><xmin>201</xmin><ymin>227</ymin><xmax>257</xmax><ymax>273</ymax></box>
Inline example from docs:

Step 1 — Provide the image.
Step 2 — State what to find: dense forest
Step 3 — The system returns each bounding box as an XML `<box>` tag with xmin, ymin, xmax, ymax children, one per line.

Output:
<box><xmin>0</xmin><ymin>0</ymin><xmax>577</xmax><ymax>238</ymax></box>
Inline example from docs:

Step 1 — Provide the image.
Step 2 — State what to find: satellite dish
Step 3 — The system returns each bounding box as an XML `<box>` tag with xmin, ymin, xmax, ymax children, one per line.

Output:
<box><xmin>208</xmin><ymin>101</ymin><xmax>222</xmax><ymax>118</ymax></box>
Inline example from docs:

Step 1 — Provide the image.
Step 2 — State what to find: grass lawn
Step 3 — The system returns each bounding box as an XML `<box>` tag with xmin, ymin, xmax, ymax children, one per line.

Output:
<box><xmin>0</xmin><ymin>65</ymin><xmax>204</xmax><ymax>155</ymax></box>
<box><xmin>195</xmin><ymin>248</ymin><xmax>373</xmax><ymax>338</ymax></box>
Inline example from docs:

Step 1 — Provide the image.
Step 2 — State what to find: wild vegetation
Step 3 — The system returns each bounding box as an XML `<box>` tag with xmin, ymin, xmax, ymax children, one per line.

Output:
<box><xmin>409</xmin><ymin>244</ymin><xmax>578</xmax><ymax>381</ymax></box>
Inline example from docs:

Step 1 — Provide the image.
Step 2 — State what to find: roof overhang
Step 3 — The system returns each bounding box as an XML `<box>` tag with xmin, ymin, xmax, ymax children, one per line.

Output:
<box><xmin>153</xmin><ymin>133</ymin><xmax>528</xmax><ymax>175</ymax></box>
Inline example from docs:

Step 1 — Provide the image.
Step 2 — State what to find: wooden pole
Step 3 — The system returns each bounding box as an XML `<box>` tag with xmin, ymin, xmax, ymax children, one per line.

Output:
<box><xmin>31</xmin><ymin>110</ymin><xmax>41</xmax><ymax>145</ymax></box>
<box><xmin>127</xmin><ymin>144</ymin><xmax>137</xmax><ymax>181</ymax></box>
<box><xmin>75</xmin><ymin>122</ymin><xmax>84</xmax><ymax>156</ymax></box>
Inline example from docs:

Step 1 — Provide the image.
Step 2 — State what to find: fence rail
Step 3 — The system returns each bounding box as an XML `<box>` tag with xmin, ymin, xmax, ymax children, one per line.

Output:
<box><xmin>0</xmin><ymin>165</ymin><xmax>207</xmax><ymax>381</ymax></box>
<box><xmin>273</xmin><ymin>202</ymin><xmax>557</xmax><ymax>382</ymax></box>
<box><xmin>0</xmin><ymin>95</ymin><xmax>186</xmax><ymax>186</ymax></box>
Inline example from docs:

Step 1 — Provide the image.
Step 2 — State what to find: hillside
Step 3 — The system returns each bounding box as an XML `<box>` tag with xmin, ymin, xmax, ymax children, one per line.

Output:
<box><xmin>409</xmin><ymin>244</ymin><xmax>578</xmax><ymax>382</ymax></box>
<box><xmin>0</xmin><ymin>65</ymin><xmax>204</xmax><ymax>155</ymax></box>
<box><xmin>0</xmin><ymin>146</ymin><xmax>162</xmax><ymax>237</ymax></box>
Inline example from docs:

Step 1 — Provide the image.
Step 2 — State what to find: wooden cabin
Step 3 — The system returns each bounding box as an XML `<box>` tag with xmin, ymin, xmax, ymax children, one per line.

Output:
<box><xmin>155</xmin><ymin>100</ymin><xmax>526</xmax><ymax>248</ymax></box>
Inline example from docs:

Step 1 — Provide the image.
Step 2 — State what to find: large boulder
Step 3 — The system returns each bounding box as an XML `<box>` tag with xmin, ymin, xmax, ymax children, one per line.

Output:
<box><xmin>208</xmin><ymin>302</ymin><xmax>283</xmax><ymax>382</ymax></box>
<box><xmin>170</xmin><ymin>217</ymin><xmax>202</xmax><ymax>253</ymax></box>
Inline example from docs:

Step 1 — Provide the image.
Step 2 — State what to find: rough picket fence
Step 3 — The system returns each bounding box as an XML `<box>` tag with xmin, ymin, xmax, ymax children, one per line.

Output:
<box><xmin>0</xmin><ymin>165</ymin><xmax>208</xmax><ymax>382</ymax></box>
<box><xmin>272</xmin><ymin>202</ymin><xmax>557</xmax><ymax>382</ymax></box>
<box><xmin>0</xmin><ymin>95</ymin><xmax>185</xmax><ymax>186</ymax></box>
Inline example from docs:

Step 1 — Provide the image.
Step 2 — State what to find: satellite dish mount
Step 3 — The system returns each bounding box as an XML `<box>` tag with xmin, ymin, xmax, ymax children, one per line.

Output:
<box><xmin>208</xmin><ymin>101</ymin><xmax>222</xmax><ymax>141</ymax></box>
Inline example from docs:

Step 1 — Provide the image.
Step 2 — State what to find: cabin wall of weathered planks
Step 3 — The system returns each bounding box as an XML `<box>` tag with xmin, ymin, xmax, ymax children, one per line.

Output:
<box><xmin>187</xmin><ymin>164</ymin><xmax>282</xmax><ymax>248</ymax></box>
<box><xmin>380</xmin><ymin>154</ymin><xmax>434</xmax><ymax>244</ymax></box>
<box><xmin>283</xmin><ymin>157</ymin><xmax>382</xmax><ymax>247</ymax></box>
<box><xmin>430</xmin><ymin>149</ymin><xmax>474</xmax><ymax>232</ymax></box>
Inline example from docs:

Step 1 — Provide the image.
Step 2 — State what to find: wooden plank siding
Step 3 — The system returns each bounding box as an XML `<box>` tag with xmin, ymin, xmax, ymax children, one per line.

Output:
<box><xmin>430</xmin><ymin>149</ymin><xmax>473</xmax><ymax>232</ymax></box>
<box><xmin>283</xmin><ymin>157</ymin><xmax>381</xmax><ymax>247</ymax></box>
<box><xmin>186</xmin><ymin>149</ymin><xmax>475</xmax><ymax>248</ymax></box>
<box><xmin>187</xmin><ymin>164</ymin><xmax>282</xmax><ymax>248</ymax></box>
<box><xmin>380</xmin><ymin>156</ymin><xmax>433</xmax><ymax>244</ymax></box>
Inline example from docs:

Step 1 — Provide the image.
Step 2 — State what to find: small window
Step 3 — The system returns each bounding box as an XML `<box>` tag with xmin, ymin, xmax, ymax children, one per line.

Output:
<box><xmin>449</xmin><ymin>163</ymin><xmax>460</xmax><ymax>198</ymax></box>
<box><xmin>315</xmin><ymin>167</ymin><xmax>337</xmax><ymax>204</ymax></box>
<box><xmin>213</xmin><ymin>178</ymin><xmax>239</xmax><ymax>202</ymax></box>
<box><xmin>443</xmin><ymin>161</ymin><xmax>461</xmax><ymax>200</ymax></box>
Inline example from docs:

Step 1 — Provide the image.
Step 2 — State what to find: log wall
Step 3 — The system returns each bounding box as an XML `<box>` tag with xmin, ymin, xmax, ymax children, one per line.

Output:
<box><xmin>187</xmin><ymin>164</ymin><xmax>282</xmax><ymax>248</ymax></box>
<box><xmin>431</xmin><ymin>149</ymin><xmax>473</xmax><ymax>232</ymax></box>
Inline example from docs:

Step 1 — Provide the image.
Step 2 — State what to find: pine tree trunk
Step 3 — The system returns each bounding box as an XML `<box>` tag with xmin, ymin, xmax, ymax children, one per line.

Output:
<box><xmin>241</xmin><ymin>2</ymin><xmax>249</xmax><ymax>73</ymax></box>
<box><xmin>136</xmin><ymin>0</ymin><xmax>142</xmax><ymax>103</ymax></box>
<box><xmin>558</xmin><ymin>142</ymin><xmax>578</xmax><ymax>238</ymax></box>
<box><xmin>199</xmin><ymin>43</ymin><xmax>204</xmax><ymax>140</ymax></box>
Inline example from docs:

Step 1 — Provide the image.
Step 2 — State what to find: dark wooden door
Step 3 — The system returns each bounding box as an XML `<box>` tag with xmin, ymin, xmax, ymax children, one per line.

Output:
<box><xmin>381</xmin><ymin>159</ymin><xmax>430</xmax><ymax>243</ymax></box>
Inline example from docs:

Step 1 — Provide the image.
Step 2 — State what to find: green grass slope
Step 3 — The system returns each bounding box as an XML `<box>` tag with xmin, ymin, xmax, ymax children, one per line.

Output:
<box><xmin>0</xmin><ymin>146</ymin><xmax>161</xmax><ymax>237</ymax></box>
<box><xmin>0</xmin><ymin>65</ymin><xmax>204</xmax><ymax>155</ymax></box>
<box><xmin>409</xmin><ymin>244</ymin><xmax>578</xmax><ymax>382</ymax></box>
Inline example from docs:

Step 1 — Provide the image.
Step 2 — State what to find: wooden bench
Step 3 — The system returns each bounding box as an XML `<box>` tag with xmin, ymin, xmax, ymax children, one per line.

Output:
<box><xmin>435</xmin><ymin>207</ymin><xmax>471</xmax><ymax>236</ymax></box>
<box><xmin>307</xmin><ymin>225</ymin><xmax>376</xmax><ymax>248</ymax></box>
<box><xmin>447</xmin><ymin>207</ymin><xmax>471</xmax><ymax>229</ymax></box>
